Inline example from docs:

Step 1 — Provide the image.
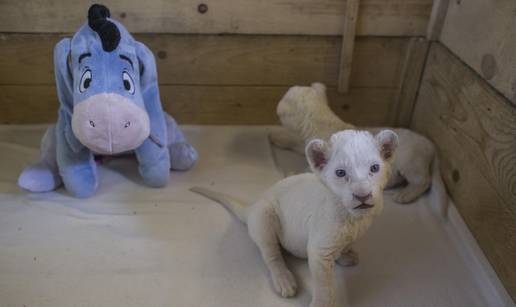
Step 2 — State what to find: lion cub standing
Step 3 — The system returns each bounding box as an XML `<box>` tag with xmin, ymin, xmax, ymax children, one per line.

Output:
<box><xmin>191</xmin><ymin>129</ymin><xmax>398</xmax><ymax>307</ymax></box>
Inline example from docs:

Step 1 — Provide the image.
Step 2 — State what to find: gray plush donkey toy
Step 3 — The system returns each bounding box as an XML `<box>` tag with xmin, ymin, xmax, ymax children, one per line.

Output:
<box><xmin>18</xmin><ymin>4</ymin><xmax>198</xmax><ymax>198</ymax></box>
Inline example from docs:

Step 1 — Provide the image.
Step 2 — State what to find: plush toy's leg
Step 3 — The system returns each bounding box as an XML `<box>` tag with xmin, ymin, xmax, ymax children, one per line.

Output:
<box><xmin>135</xmin><ymin>138</ymin><xmax>171</xmax><ymax>187</ymax></box>
<box><xmin>165</xmin><ymin>114</ymin><xmax>198</xmax><ymax>171</ymax></box>
<box><xmin>18</xmin><ymin>125</ymin><xmax>62</xmax><ymax>192</ymax></box>
<box><xmin>56</xmin><ymin>120</ymin><xmax>98</xmax><ymax>198</ymax></box>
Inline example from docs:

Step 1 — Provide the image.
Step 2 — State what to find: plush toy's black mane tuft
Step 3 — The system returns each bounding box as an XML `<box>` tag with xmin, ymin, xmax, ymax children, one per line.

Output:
<box><xmin>88</xmin><ymin>4</ymin><xmax>120</xmax><ymax>52</ymax></box>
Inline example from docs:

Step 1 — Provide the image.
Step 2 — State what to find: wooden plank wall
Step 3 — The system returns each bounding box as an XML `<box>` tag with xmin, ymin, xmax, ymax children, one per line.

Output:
<box><xmin>0</xmin><ymin>0</ymin><xmax>432</xmax><ymax>125</ymax></box>
<box><xmin>0</xmin><ymin>34</ymin><xmax>408</xmax><ymax>125</ymax></box>
<box><xmin>411</xmin><ymin>43</ymin><xmax>516</xmax><ymax>301</ymax></box>
<box><xmin>0</xmin><ymin>0</ymin><xmax>432</xmax><ymax>35</ymax></box>
<box><xmin>440</xmin><ymin>0</ymin><xmax>516</xmax><ymax>106</ymax></box>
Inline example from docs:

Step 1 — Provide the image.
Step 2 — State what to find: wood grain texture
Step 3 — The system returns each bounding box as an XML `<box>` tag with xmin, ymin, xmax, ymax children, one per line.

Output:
<box><xmin>0</xmin><ymin>85</ymin><xmax>396</xmax><ymax>125</ymax></box>
<box><xmin>0</xmin><ymin>0</ymin><xmax>432</xmax><ymax>36</ymax></box>
<box><xmin>411</xmin><ymin>43</ymin><xmax>516</xmax><ymax>301</ymax></box>
<box><xmin>337</xmin><ymin>0</ymin><xmax>359</xmax><ymax>92</ymax></box>
<box><xmin>440</xmin><ymin>0</ymin><xmax>516</xmax><ymax>105</ymax></box>
<box><xmin>0</xmin><ymin>34</ymin><xmax>408</xmax><ymax>125</ymax></box>
<box><xmin>0</xmin><ymin>34</ymin><xmax>408</xmax><ymax>88</ymax></box>
<box><xmin>389</xmin><ymin>37</ymin><xmax>429</xmax><ymax>127</ymax></box>
<box><xmin>426</xmin><ymin>0</ymin><xmax>449</xmax><ymax>40</ymax></box>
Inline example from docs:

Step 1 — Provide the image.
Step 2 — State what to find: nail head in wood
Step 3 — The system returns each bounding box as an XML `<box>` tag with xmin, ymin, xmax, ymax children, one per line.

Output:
<box><xmin>198</xmin><ymin>3</ymin><xmax>208</xmax><ymax>14</ymax></box>
<box><xmin>157</xmin><ymin>50</ymin><xmax>167</xmax><ymax>59</ymax></box>
<box><xmin>452</xmin><ymin>169</ymin><xmax>460</xmax><ymax>183</ymax></box>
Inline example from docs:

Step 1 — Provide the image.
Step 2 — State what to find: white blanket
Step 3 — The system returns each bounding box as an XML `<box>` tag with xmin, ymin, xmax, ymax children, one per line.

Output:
<box><xmin>0</xmin><ymin>125</ymin><xmax>497</xmax><ymax>306</ymax></box>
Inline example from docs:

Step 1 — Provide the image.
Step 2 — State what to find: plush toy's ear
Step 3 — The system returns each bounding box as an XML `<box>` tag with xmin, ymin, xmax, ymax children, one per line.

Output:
<box><xmin>306</xmin><ymin>139</ymin><xmax>330</xmax><ymax>173</ymax></box>
<box><xmin>135</xmin><ymin>42</ymin><xmax>167</xmax><ymax>144</ymax></box>
<box><xmin>135</xmin><ymin>42</ymin><xmax>159</xmax><ymax>94</ymax></box>
<box><xmin>54</xmin><ymin>38</ymin><xmax>84</xmax><ymax>152</ymax></box>
<box><xmin>375</xmin><ymin>130</ymin><xmax>399</xmax><ymax>162</ymax></box>
<box><xmin>54</xmin><ymin>38</ymin><xmax>73</xmax><ymax>114</ymax></box>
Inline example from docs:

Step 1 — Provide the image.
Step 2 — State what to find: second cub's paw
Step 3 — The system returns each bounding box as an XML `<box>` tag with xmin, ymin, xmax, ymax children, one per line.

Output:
<box><xmin>268</xmin><ymin>131</ymin><xmax>291</xmax><ymax>148</ymax></box>
<box><xmin>392</xmin><ymin>188</ymin><xmax>420</xmax><ymax>204</ymax></box>
<box><xmin>336</xmin><ymin>249</ymin><xmax>359</xmax><ymax>267</ymax></box>
<box><xmin>271</xmin><ymin>269</ymin><xmax>297</xmax><ymax>297</ymax></box>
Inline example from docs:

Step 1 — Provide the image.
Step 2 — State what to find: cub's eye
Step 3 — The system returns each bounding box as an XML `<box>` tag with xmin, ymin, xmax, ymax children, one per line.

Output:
<box><xmin>370</xmin><ymin>164</ymin><xmax>380</xmax><ymax>173</ymax></box>
<box><xmin>335</xmin><ymin>169</ymin><xmax>346</xmax><ymax>177</ymax></box>
<box><xmin>122</xmin><ymin>71</ymin><xmax>135</xmax><ymax>95</ymax></box>
<box><xmin>79</xmin><ymin>69</ymin><xmax>92</xmax><ymax>93</ymax></box>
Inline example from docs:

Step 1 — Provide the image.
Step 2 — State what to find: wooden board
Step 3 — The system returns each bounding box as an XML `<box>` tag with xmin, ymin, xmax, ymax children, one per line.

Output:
<box><xmin>440</xmin><ymin>0</ymin><xmax>516</xmax><ymax>105</ymax></box>
<box><xmin>389</xmin><ymin>37</ymin><xmax>429</xmax><ymax>127</ymax></box>
<box><xmin>426</xmin><ymin>0</ymin><xmax>449</xmax><ymax>41</ymax></box>
<box><xmin>0</xmin><ymin>85</ymin><xmax>396</xmax><ymax>125</ymax></box>
<box><xmin>0</xmin><ymin>0</ymin><xmax>432</xmax><ymax>36</ymax></box>
<box><xmin>337</xmin><ymin>0</ymin><xmax>360</xmax><ymax>92</ymax></box>
<box><xmin>411</xmin><ymin>43</ymin><xmax>516</xmax><ymax>301</ymax></box>
<box><xmin>0</xmin><ymin>34</ymin><xmax>408</xmax><ymax>88</ymax></box>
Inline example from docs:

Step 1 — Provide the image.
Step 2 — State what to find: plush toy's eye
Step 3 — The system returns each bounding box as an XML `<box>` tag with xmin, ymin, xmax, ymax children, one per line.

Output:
<box><xmin>370</xmin><ymin>164</ymin><xmax>380</xmax><ymax>173</ymax></box>
<box><xmin>122</xmin><ymin>71</ymin><xmax>135</xmax><ymax>95</ymax></box>
<box><xmin>79</xmin><ymin>69</ymin><xmax>92</xmax><ymax>93</ymax></box>
<box><xmin>335</xmin><ymin>169</ymin><xmax>346</xmax><ymax>177</ymax></box>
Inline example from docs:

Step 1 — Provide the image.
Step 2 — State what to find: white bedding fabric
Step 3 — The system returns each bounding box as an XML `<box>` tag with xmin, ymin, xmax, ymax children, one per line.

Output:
<box><xmin>0</xmin><ymin>125</ymin><xmax>498</xmax><ymax>307</ymax></box>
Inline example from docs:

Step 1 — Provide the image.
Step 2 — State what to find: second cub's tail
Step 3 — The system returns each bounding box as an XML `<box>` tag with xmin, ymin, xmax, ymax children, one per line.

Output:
<box><xmin>190</xmin><ymin>187</ymin><xmax>249</xmax><ymax>224</ymax></box>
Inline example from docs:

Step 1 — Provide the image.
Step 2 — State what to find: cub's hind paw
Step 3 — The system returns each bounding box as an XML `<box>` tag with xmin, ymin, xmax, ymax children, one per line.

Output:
<box><xmin>336</xmin><ymin>249</ymin><xmax>359</xmax><ymax>267</ymax></box>
<box><xmin>392</xmin><ymin>186</ymin><xmax>424</xmax><ymax>204</ymax></box>
<box><xmin>271</xmin><ymin>269</ymin><xmax>298</xmax><ymax>297</ymax></box>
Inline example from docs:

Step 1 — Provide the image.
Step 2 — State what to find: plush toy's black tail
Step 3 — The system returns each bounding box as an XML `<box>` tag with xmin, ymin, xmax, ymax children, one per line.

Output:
<box><xmin>88</xmin><ymin>4</ymin><xmax>120</xmax><ymax>52</ymax></box>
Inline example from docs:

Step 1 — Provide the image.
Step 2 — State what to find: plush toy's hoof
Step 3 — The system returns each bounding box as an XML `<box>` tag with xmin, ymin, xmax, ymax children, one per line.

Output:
<box><xmin>61</xmin><ymin>166</ymin><xmax>98</xmax><ymax>198</ymax></box>
<box><xmin>169</xmin><ymin>143</ymin><xmax>198</xmax><ymax>171</ymax></box>
<box><xmin>140</xmin><ymin>163</ymin><xmax>170</xmax><ymax>188</ymax></box>
<box><xmin>18</xmin><ymin>163</ymin><xmax>61</xmax><ymax>193</ymax></box>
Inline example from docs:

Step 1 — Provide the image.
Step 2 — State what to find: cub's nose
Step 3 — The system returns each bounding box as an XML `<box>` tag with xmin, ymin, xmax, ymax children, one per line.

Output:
<box><xmin>353</xmin><ymin>193</ymin><xmax>372</xmax><ymax>203</ymax></box>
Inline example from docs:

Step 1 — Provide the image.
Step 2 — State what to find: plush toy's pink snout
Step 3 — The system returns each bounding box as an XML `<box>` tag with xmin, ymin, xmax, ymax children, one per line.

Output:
<box><xmin>71</xmin><ymin>93</ymin><xmax>150</xmax><ymax>155</ymax></box>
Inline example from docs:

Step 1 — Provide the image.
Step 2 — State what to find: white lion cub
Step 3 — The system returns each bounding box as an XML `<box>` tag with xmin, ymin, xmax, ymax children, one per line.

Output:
<box><xmin>191</xmin><ymin>129</ymin><xmax>398</xmax><ymax>307</ymax></box>
<box><xmin>270</xmin><ymin>83</ymin><xmax>448</xmax><ymax>214</ymax></box>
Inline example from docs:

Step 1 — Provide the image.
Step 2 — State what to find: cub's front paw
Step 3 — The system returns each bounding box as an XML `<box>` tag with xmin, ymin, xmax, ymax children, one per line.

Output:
<box><xmin>271</xmin><ymin>269</ymin><xmax>297</xmax><ymax>297</ymax></box>
<box><xmin>336</xmin><ymin>249</ymin><xmax>359</xmax><ymax>267</ymax></box>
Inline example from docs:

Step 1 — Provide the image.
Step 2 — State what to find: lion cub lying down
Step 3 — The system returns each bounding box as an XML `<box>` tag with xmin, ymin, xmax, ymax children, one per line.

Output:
<box><xmin>191</xmin><ymin>129</ymin><xmax>398</xmax><ymax>307</ymax></box>
<box><xmin>270</xmin><ymin>83</ymin><xmax>447</xmax><ymax>212</ymax></box>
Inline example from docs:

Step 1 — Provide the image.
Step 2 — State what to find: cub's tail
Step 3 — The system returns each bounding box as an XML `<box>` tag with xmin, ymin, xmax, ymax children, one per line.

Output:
<box><xmin>190</xmin><ymin>187</ymin><xmax>249</xmax><ymax>224</ymax></box>
<box><xmin>430</xmin><ymin>156</ymin><xmax>449</xmax><ymax>219</ymax></box>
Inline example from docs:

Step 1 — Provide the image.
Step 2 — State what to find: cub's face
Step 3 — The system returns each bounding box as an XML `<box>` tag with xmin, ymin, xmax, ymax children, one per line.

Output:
<box><xmin>306</xmin><ymin>130</ymin><xmax>398</xmax><ymax>216</ymax></box>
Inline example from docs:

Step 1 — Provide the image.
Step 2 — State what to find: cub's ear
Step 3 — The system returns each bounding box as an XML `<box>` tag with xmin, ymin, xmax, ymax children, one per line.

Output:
<box><xmin>375</xmin><ymin>130</ymin><xmax>398</xmax><ymax>162</ymax></box>
<box><xmin>306</xmin><ymin>139</ymin><xmax>330</xmax><ymax>173</ymax></box>
<box><xmin>311</xmin><ymin>82</ymin><xmax>326</xmax><ymax>96</ymax></box>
